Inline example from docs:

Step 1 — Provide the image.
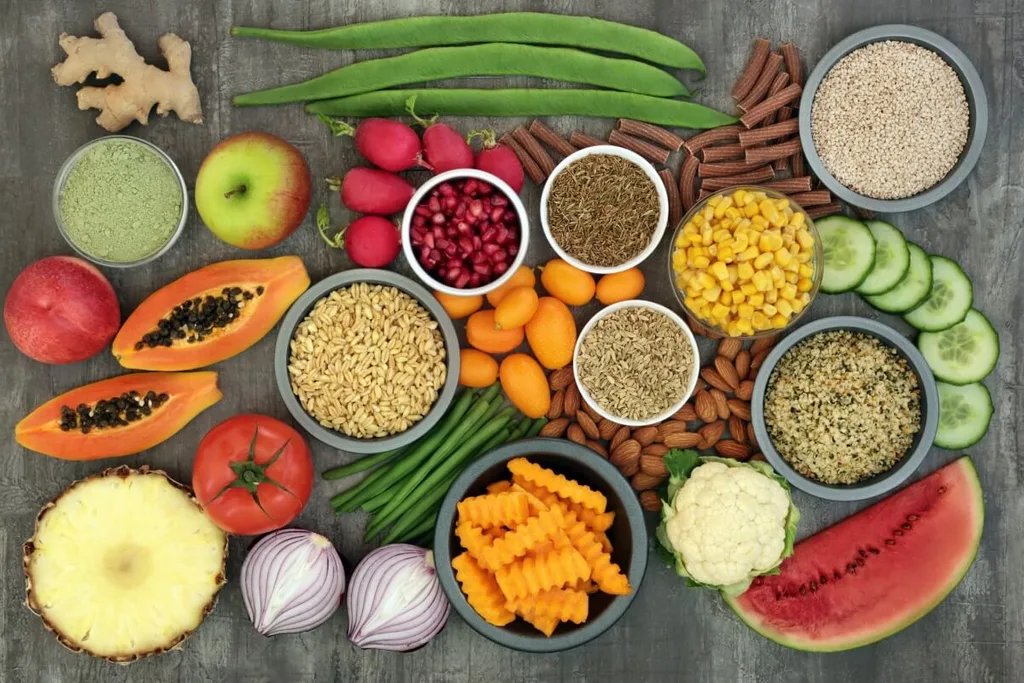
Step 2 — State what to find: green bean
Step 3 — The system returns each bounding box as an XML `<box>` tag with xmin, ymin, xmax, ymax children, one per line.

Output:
<box><xmin>232</xmin><ymin>13</ymin><xmax>705</xmax><ymax>73</ymax></box>
<box><xmin>307</xmin><ymin>90</ymin><xmax>735</xmax><ymax>129</ymax></box>
<box><xmin>233</xmin><ymin>43</ymin><xmax>688</xmax><ymax>107</ymax></box>
<box><xmin>399</xmin><ymin>512</ymin><xmax>439</xmax><ymax>546</ymax></box>
<box><xmin>322</xmin><ymin>446</ymin><xmax>404</xmax><ymax>481</ymax></box>
<box><xmin>525</xmin><ymin>417</ymin><xmax>548</xmax><ymax>438</ymax></box>
<box><xmin>506</xmin><ymin>418</ymin><xmax>533</xmax><ymax>442</ymax></box>
<box><xmin>365</xmin><ymin>408</ymin><xmax>516</xmax><ymax>539</ymax></box>
<box><xmin>381</xmin><ymin>469</ymin><xmax>462</xmax><ymax>544</ymax></box>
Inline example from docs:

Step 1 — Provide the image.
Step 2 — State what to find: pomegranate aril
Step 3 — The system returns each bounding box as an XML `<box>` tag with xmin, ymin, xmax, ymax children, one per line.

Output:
<box><xmin>415</xmin><ymin>205</ymin><xmax>432</xmax><ymax>217</ymax></box>
<box><xmin>507</xmin><ymin>243</ymin><xmax>519</xmax><ymax>257</ymax></box>
<box><xmin>478</xmin><ymin>182</ymin><xmax>493</xmax><ymax>195</ymax></box>
<box><xmin>473</xmin><ymin>262</ymin><xmax>492</xmax><ymax>277</ymax></box>
<box><xmin>490</xmin><ymin>207</ymin><xmax>505</xmax><ymax>223</ymax></box>
<box><xmin>503</xmin><ymin>210</ymin><xmax>517</xmax><ymax>222</ymax></box>
<box><xmin>438</xmin><ymin>183</ymin><xmax>455</xmax><ymax>196</ymax></box>
<box><xmin>469</xmin><ymin>200</ymin><xmax>484</xmax><ymax>217</ymax></box>
<box><xmin>436</xmin><ymin>237</ymin><xmax>450</xmax><ymax>250</ymax></box>
<box><xmin>472</xmin><ymin>236</ymin><xmax>482</xmax><ymax>250</ymax></box>
<box><xmin>467</xmin><ymin>272</ymin><xmax>482</xmax><ymax>287</ymax></box>
<box><xmin>457</xmin><ymin>272</ymin><xmax>473</xmax><ymax>288</ymax></box>
<box><xmin>470</xmin><ymin>250</ymin><xmax>487</xmax><ymax>264</ymax></box>
<box><xmin>424</xmin><ymin>233</ymin><xmax>435</xmax><ymax>249</ymax></box>
<box><xmin>494</xmin><ymin>261</ymin><xmax>510</xmax><ymax>275</ymax></box>
<box><xmin>431</xmin><ymin>212</ymin><xmax>445</xmax><ymax>225</ymax></box>
<box><xmin>432</xmin><ymin>226</ymin><xmax>445</xmax><ymax>240</ymax></box>
<box><xmin>465</xmin><ymin>213</ymin><xmax>478</xmax><ymax>225</ymax></box>
<box><xmin>457</xmin><ymin>222</ymin><xmax>471</xmax><ymax>236</ymax></box>
<box><xmin>482</xmin><ymin>242</ymin><xmax>500</xmax><ymax>256</ymax></box>
<box><xmin>444</xmin><ymin>242</ymin><xmax>458</xmax><ymax>257</ymax></box>
<box><xmin>494</xmin><ymin>226</ymin><xmax>509</xmax><ymax>244</ymax></box>
<box><xmin>454</xmin><ymin>202</ymin><xmax>467</xmax><ymax>218</ymax></box>
<box><xmin>490</xmin><ymin>248</ymin><xmax>508</xmax><ymax>264</ymax></box>
<box><xmin>490</xmin><ymin>195</ymin><xmax>508</xmax><ymax>207</ymax></box>
<box><xmin>412</xmin><ymin>215</ymin><xmax>426</xmax><ymax>228</ymax></box>
<box><xmin>481</xmin><ymin>227</ymin><xmax>497</xmax><ymax>243</ymax></box>
<box><xmin>444</xmin><ymin>196</ymin><xmax>458</xmax><ymax>211</ymax></box>
<box><xmin>464</xmin><ymin>179</ymin><xmax>478</xmax><ymax>195</ymax></box>
<box><xmin>428</xmin><ymin>196</ymin><xmax>441</xmax><ymax>213</ymax></box>
<box><xmin>458</xmin><ymin>237</ymin><xmax>474</xmax><ymax>255</ymax></box>
<box><xmin>444</xmin><ymin>268</ymin><xmax>461</xmax><ymax>285</ymax></box>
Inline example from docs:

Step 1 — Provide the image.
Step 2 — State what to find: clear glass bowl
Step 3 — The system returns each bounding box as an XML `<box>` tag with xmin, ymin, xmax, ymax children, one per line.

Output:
<box><xmin>667</xmin><ymin>186</ymin><xmax>824</xmax><ymax>340</ymax></box>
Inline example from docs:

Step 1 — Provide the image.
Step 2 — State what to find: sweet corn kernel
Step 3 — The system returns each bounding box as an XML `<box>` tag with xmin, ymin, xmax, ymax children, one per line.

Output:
<box><xmin>764</xmin><ymin>288</ymin><xmax>778</xmax><ymax>304</ymax></box>
<box><xmin>796</xmin><ymin>229</ymin><xmax>814</xmax><ymax>249</ymax></box>
<box><xmin>732</xmin><ymin>290</ymin><xmax>746</xmax><ymax>304</ymax></box>
<box><xmin>733</xmin><ymin>233</ymin><xmax>749</xmax><ymax>252</ymax></box>
<box><xmin>741</xmin><ymin>282</ymin><xmax>758</xmax><ymax>296</ymax></box>
<box><xmin>718</xmin><ymin>246</ymin><xmax>736</xmax><ymax>263</ymax></box>
<box><xmin>752</xmin><ymin>271</ymin><xmax>771</xmax><ymax>292</ymax></box>
<box><xmin>751</xmin><ymin>215</ymin><xmax>769</xmax><ymax>229</ymax></box>
<box><xmin>790</xmin><ymin>297</ymin><xmax>806</xmax><ymax>314</ymax></box>
<box><xmin>748</xmin><ymin>292</ymin><xmax>765</xmax><ymax>307</ymax></box>
<box><xmin>720</xmin><ymin>278</ymin><xmax>734</xmax><ymax>292</ymax></box>
<box><xmin>693</xmin><ymin>255</ymin><xmax>711</xmax><ymax>269</ymax></box>
<box><xmin>797</xmin><ymin>277</ymin><xmax>814</xmax><ymax>293</ymax></box>
<box><xmin>720</xmin><ymin>290</ymin><xmax>733</xmax><ymax>305</ymax></box>
<box><xmin>713</xmin><ymin>228</ymin><xmax>731</xmax><ymax>243</ymax></box>
<box><xmin>736</xmin><ymin>246</ymin><xmax>760</xmax><ymax>262</ymax></box>
<box><xmin>798</xmin><ymin>263</ymin><xmax>814</xmax><ymax>278</ymax></box>
<box><xmin>684</xmin><ymin>296</ymin><xmax>701</xmax><ymax>311</ymax></box>
<box><xmin>701</xmin><ymin>228</ymin><xmax>714</xmax><ymax>246</ymax></box>
<box><xmin>774</xmin><ymin>248</ymin><xmax>793</xmax><ymax>267</ymax></box>
<box><xmin>727</xmin><ymin>265</ymin><xmax>739</xmax><ymax>283</ymax></box>
<box><xmin>732</xmin><ymin>189</ymin><xmax>747</xmax><ymax>205</ymax></box>
<box><xmin>770</xmin><ymin>266</ymin><xmax>785</xmax><ymax>284</ymax></box>
<box><xmin>776</xmin><ymin>299</ymin><xmax>794</xmax><ymax>317</ymax></box>
<box><xmin>707</xmin><ymin>195</ymin><xmax>722</xmax><ymax>207</ymax></box>
<box><xmin>737</xmin><ymin>262</ymin><xmax>755</xmax><ymax>280</ymax></box>
<box><xmin>687</xmin><ymin>232</ymin><xmax>704</xmax><ymax>244</ymax></box>
<box><xmin>702</xmin><ymin>285</ymin><xmax>722</xmax><ymax>303</ymax></box>
<box><xmin>712</xmin><ymin>303</ymin><xmax>730</xmax><ymax>320</ymax></box>
<box><xmin>737</xmin><ymin>304</ymin><xmax>755</xmax><ymax>319</ymax></box>
<box><xmin>726</xmin><ymin>320</ymin><xmax>743</xmax><ymax>337</ymax></box>
<box><xmin>771</xmin><ymin>313</ymin><xmax>789</xmax><ymax>328</ymax></box>
<box><xmin>762</xmin><ymin>303</ymin><xmax>778</xmax><ymax>317</ymax></box>
<box><xmin>743</xmin><ymin>202</ymin><xmax>760</xmax><ymax>218</ymax></box>
<box><xmin>797</xmin><ymin>250</ymin><xmax>813</xmax><ymax>263</ymax></box>
<box><xmin>736</xmin><ymin>318</ymin><xmax>754</xmax><ymax>335</ymax></box>
<box><xmin>785</xmin><ymin>270</ymin><xmax>799</xmax><ymax>284</ymax></box>
<box><xmin>711</xmin><ymin>261</ymin><xmax>729</xmax><ymax>281</ymax></box>
<box><xmin>692</xmin><ymin>214</ymin><xmax>706</xmax><ymax>227</ymax></box>
<box><xmin>751</xmin><ymin>311</ymin><xmax>769</xmax><ymax>329</ymax></box>
<box><xmin>725</xmin><ymin>207</ymin><xmax>741</xmax><ymax>220</ymax></box>
<box><xmin>781</xmin><ymin>283</ymin><xmax>797</xmax><ymax>300</ymax></box>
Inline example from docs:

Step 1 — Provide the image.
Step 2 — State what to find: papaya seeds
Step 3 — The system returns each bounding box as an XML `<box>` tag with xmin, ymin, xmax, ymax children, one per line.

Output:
<box><xmin>133</xmin><ymin>286</ymin><xmax>265</xmax><ymax>351</ymax></box>
<box><xmin>59</xmin><ymin>390</ymin><xmax>168</xmax><ymax>434</ymax></box>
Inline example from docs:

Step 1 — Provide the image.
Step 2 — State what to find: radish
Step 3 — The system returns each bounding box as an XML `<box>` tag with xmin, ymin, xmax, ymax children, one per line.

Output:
<box><xmin>344</xmin><ymin>216</ymin><xmax>401</xmax><ymax>267</ymax></box>
<box><xmin>328</xmin><ymin>168</ymin><xmax>415</xmax><ymax>215</ymax></box>
<box><xmin>406</xmin><ymin>96</ymin><xmax>474</xmax><ymax>173</ymax></box>
<box><xmin>318</xmin><ymin>114</ymin><xmax>421</xmax><ymax>172</ymax></box>
<box><xmin>469</xmin><ymin>130</ymin><xmax>525</xmax><ymax>192</ymax></box>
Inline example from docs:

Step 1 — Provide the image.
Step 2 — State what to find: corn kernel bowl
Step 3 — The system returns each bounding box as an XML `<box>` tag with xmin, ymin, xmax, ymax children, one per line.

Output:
<box><xmin>667</xmin><ymin>186</ymin><xmax>824</xmax><ymax>340</ymax></box>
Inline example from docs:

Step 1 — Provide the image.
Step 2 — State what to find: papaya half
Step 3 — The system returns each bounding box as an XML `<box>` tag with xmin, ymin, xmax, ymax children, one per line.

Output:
<box><xmin>113</xmin><ymin>256</ymin><xmax>310</xmax><ymax>371</ymax></box>
<box><xmin>15</xmin><ymin>372</ymin><xmax>222</xmax><ymax>461</ymax></box>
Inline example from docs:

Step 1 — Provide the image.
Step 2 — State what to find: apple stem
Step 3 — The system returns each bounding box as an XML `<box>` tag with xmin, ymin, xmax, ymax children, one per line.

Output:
<box><xmin>224</xmin><ymin>185</ymin><xmax>247</xmax><ymax>199</ymax></box>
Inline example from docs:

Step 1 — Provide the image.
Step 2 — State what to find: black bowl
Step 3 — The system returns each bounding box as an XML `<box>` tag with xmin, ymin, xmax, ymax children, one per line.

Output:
<box><xmin>433</xmin><ymin>438</ymin><xmax>648</xmax><ymax>652</ymax></box>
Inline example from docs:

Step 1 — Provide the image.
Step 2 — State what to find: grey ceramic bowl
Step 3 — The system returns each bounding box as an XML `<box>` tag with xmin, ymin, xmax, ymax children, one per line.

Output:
<box><xmin>751</xmin><ymin>316</ymin><xmax>939</xmax><ymax>501</ymax></box>
<box><xmin>799</xmin><ymin>25</ymin><xmax>988</xmax><ymax>213</ymax></box>
<box><xmin>274</xmin><ymin>269</ymin><xmax>460</xmax><ymax>454</ymax></box>
<box><xmin>434</xmin><ymin>439</ymin><xmax>648</xmax><ymax>653</ymax></box>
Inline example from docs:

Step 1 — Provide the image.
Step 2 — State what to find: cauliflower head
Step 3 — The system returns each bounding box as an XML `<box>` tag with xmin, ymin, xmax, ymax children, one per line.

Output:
<box><xmin>656</xmin><ymin>451</ymin><xmax>800</xmax><ymax>596</ymax></box>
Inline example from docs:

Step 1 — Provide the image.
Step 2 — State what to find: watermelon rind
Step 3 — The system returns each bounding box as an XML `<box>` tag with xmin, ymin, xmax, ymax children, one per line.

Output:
<box><xmin>723</xmin><ymin>456</ymin><xmax>984</xmax><ymax>652</ymax></box>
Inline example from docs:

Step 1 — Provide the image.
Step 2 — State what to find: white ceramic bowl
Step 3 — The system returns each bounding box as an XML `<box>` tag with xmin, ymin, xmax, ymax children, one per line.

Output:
<box><xmin>540</xmin><ymin>145</ymin><xmax>668</xmax><ymax>275</ymax></box>
<box><xmin>401</xmin><ymin>168</ymin><xmax>529</xmax><ymax>297</ymax></box>
<box><xmin>573</xmin><ymin>300</ymin><xmax>700</xmax><ymax>428</ymax></box>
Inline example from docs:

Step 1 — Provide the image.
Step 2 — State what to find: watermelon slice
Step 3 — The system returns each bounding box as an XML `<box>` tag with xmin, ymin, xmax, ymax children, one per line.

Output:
<box><xmin>725</xmin><ymin>457</ymin><xmax>983</xmax><ymax>651</ymax></box>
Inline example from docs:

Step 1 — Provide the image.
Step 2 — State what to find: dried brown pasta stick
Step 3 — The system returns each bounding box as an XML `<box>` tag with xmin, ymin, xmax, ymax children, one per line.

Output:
<box><xmin>698</xmin><ymin>189</ymin><xmax>712</xmax><ymax>201</ymax></box>
<box><xmin>759</xmin><ymin>72</ymin><xmax>792</xmax><ymax>126</ymax></box>
<box><xmin>683</xmin><ymin>125</ymin><xmax>744</xmax><ymax>154</ymax></box>
<box><xmin>617</xmin><ymin>119</ymin><xmax>685</xmax><ymax>151</ymax></box>
<box><xmin>569</xmin><ymin>131</ymin><xmax>605</xmax><ymax>149</ymax></box>
<box><xmin>512</xmin><ymin>126</ymin><xmax>556</xmax><ymax>176</ymax></box>
<box><xmin>529</xmin><ymin>120</ymin><xmax>577</xmax><ymax>157</ymax></box>
<box><xmin>608</xmin><ymin>129</ymin><xmax>671</xmax><ymax>165</ymax></box>
<box><xmin>791</xmin><ymin>150</ymin><xmax>807</xmax><ymax>177</ymax></box>
<box><xmin>700</xmin><ymin>166</ymin><xmax>775</xmax><ymax>191</ymax></box>
<box><xmin>659</xmin><ymin>168</ymin><xmax>682</xmax><ymax>226</ymax></box>
<box><xmin>700</xmin><ymin>144</ymin><xmax>745</xmax><ymax>163</ymax></box>
<box><xmin>763</xmin><ymin>176</ymin><xmax>813</xmax><ymax>193</ymax></box>
<box><xmin>745</xmin><ymin>138</ymin><xmax>803</xmax><ymax>166</ymax></box>
<box><xmin>738</xmin><ymin>53</ymin><xmax>785</xmax><ymax>113</ymax></box>
<box><xmin>732</xmin><ymin>38</ymin><xmax>772</xmax><ymax>101</ymax></box>
<box><xmin>773</xmin><ymin>107</ymin><xmax>796</xmax><ymax>170</ymax></box>
<box><xmin>738</xmin><ymin>118</ymin><xmax>800</xmax><ymax>147</ymax></box>
<box><xmin>788</xmin><ymin>190</ymin><xmax>833</xmax><ymax>207</ymax></box>
<box><xmin>698</xmin><ymin>160</ymin><xmax>763</xmax><ymax>178</ymax></box>
<box><xmin>805</xmin><ymin>203</ymin><xmax>842</xmax><ymax>220</ymax></box>
<box><xmin>501</xmin><ymin>134</ymin><xmax>545</xmax><ymax>184</ymax></box>
<box><xmin>780</xmin><ymin>42</ymin><xmax>803</xmax><ymax>86</ymax></box>
<box><xmin>679</xmin><ymin>154</ymin><xmax>700</xmax><ymax>211</ymax></box>
<box><xmin>740</xmin><ymin>84</ymin><xmax>803</xmax><ymax>128</ymax></box>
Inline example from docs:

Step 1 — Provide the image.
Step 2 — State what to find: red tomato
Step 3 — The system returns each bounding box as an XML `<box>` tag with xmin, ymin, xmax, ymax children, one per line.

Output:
<box><xmin>193</xmin><ymin>414</ymin><xmax>313</xmax><ymax>535</ymax></box>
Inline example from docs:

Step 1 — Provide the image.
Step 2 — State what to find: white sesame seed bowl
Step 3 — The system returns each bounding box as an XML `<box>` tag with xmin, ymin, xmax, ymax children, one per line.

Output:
<box><xmin>799</xmin><ymin>25</ymin><xmax>988</xmax><ymax>213</ymax></box>
<box><xmin>572</xmin><ymin>300</ymin><xmax>700</xmax><ymax>428</ymax></box>
<box><xmin>750</xmin><ymin>316</ymin><xmax>939</xmax><ymax>502</ymax></box>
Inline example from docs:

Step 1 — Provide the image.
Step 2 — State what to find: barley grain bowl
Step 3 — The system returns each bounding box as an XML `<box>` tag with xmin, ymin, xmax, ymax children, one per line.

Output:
<box><xmin>274</xmin><ymin>269</ymin><xmax>460</xmax><ymax>453</ymax></box>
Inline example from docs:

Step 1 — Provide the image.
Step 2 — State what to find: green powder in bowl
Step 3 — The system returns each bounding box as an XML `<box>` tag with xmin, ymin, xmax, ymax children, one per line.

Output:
<box><xmin>54</xmin><ymin>137</ymin><xmax>186</xmax><ymax>266</ymax></box>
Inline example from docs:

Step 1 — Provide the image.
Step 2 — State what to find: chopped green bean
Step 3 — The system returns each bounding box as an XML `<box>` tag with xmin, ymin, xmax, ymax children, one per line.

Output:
<box><xmin>526</xmin><ymin>417</ymin><xmax>548</xmax><ymax>438</ymax></box>
<box><xmin>322</xmin><ymin>446</ymin><xmax>404</xmax><ymax>481</ymax></box>
<box><xmin>381</xmin><ymin>468</ymin><xmax>461</xmax><ymax>544</ymax></box>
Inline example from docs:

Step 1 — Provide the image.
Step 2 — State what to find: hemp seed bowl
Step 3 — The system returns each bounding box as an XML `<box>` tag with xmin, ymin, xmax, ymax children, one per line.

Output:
<box><xmin>53</xmin><ymin>135</ymin><xmax>188</xmax><ymax>268</ymax></box>
<box><xmin>573</xmin><ymin>300</ymin><xmax>699</xmax><ymax>428</ymax></box>
<box><xmin>274</xmin><ymin>269</ymin><xmax>460</xmax><ymax>454</ymax></box>
<box><xmin>751</xmin><ymin>316</ymin><xmax>939</xmax><ymax>501</ymax></box>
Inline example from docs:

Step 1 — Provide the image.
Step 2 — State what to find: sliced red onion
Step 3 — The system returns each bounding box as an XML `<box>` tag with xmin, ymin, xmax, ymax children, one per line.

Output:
<box><xmin>347</xmin><ymin>544</ymin><xmax>450</xmax><ymax>651</ymax></box>
<box><xmin>241</xmin><ymin>528</ymin><xmax>346</xmax><ymax>637</ymax></box>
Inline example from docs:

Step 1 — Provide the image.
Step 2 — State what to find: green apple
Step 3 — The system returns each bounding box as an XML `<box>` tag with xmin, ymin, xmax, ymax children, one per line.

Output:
<box><xmin>195</xmin><ymin>132</ymin><xmax>311</xmax><ymax>249</ymax></box>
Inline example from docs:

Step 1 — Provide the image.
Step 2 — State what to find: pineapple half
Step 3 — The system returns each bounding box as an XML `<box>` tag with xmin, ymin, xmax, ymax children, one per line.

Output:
<box><xmin>23</xmin><ymin>466</ymin><xmax>228</xmax><ymax>663</ymax></box>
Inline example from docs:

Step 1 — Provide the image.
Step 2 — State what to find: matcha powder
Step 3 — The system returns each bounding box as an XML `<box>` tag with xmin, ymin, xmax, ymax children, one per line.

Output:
<box><xmin>59</xmin><ymin>139</ymin><xmax>182</xmax><ymax>263</ymax></box>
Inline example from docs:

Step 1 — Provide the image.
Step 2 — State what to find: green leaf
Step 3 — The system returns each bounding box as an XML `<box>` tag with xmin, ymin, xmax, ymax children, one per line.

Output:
<box><xmin>317</xmin><ymin>114</ymin><xmax>355</xmax><ymax>137</ymax></box>
<box><xmin>664</xmin><ymin>448</ymin><xmax>701</xmax><ymax>501</ymax></box>
<box><xmin>315</xmin><ymin>204</ymin><xmax>344</xmax><ymax>249</ymax></box>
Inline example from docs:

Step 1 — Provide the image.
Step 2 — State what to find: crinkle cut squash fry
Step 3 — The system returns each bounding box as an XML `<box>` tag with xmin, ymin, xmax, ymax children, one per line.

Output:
<box><xmin>565</xmin><ymin>520</ymin><xmax>631</xmax><ymax>595</ymax></box>
<box><xmin>478</xmin><ymin>506</ymin><xmax>569</xmax><ymax>570</ymax></box>
<box><xmin>507</xmin><ymin>457</ymin><xmax>608</xmax><ymax>514</ymax></box>
<box><xmin>452</xmin><ymin>552</ymin><xmax>515</xmax><ymax>627</ymax></box>
<box><xmin>456</xmin><ymin>490</ymin><xmax>532</xmax><ymax>529</ymax></box>
<box><xmin>511</xmin><ymin>477</ymin><xmax>615</xmax><ymax>532</ymax></box>
<box><xmin>506</xmin><ymin>587</ymin><xmax>589</xmax><ymax>624</ymax></box>
<box><xmin>495</xmin><ymin>545</ymin><xmax>591</xmax><ymax>601</ymax></box>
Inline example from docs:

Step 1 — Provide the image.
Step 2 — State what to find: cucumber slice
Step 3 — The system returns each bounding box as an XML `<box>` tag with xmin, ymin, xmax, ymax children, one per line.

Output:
<box><xmin>918</xmin><ymin>309</ymin><xmax>1000</xmax><ymax>385</ymax></box>
<box><xmin>817</xmin><ymin>215</ymin><xmax>876</xmax><ymax>293</ymax></box>
<box><xmin>854</xmin><ymin>220</ymin><xmax>910</xmax><ymax>295</ymax></box>
<box><xmin>935</xmin><ymin>381</ymin><xmax>993</xmax><ymax>450</ymax></box>
<box><xmin>862</xmin><ymin>243</ymin><xmax>933</xmax><ymax>313</ymax></box>
<box><xmin>903</xmin><ymin>256</ymin><xmax>973</xmax><ymax>332</ymax></box>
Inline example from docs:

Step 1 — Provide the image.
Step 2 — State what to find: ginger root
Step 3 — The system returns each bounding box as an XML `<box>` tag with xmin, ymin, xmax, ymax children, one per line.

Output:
<box><xmin>52</xmin><ymin>12</ymin><xmax>202</xmax><ymax>132</ymax></box>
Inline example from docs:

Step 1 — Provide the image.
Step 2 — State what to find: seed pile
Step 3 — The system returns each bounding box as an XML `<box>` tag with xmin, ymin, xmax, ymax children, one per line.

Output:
<box><xmin>288</xmin><ymin>283</ymin><xmax>447</xmax><ymax>439</ymax></box>
<box><xmin>59</xmin><ymin>390</ymin><xmax>169</xmax><ymax>434</ymax></box>
<box><xmin>546</xmin><ymin>154</ymin><xmax>660</xmax><ymax>267</ymax></box>
<box><xmin>576</xmin><ymin>306</ymin><xmax>694</xmax><ymax>421</ymax></box>
<box><xmin>764</xmin><ymin>330</ymin><xmax>922</xmax><ymax>484</ymax></box>
<box><xmin>134</xmin><ymin>286</ymin><xmax>265</xmax><ymax>350</ymax></box>
<box><xmin>811</xmin><ymin>41</ymin><xmax>970</xmax><ymax>199</ymax></box>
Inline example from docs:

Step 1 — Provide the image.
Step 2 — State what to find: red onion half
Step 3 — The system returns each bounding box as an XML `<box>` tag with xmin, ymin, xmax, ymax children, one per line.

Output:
<box><xmin>241</xmin><ymin>528</ymin><xmax>346</xmax><ymax>636</ymax></box>
<box><xmin>347</xmin><ymin>544</ymin><xmax>450</xmax><ymax>651</ymax></box>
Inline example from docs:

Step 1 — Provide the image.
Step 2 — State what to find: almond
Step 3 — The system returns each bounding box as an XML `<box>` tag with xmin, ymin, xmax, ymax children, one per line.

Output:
<box><xmin>734</xmin><ymin>349</ymin><xmax>751</xmax><ymax>380</ymax></box>
<box><xmin>586</xmin><ymin>440</ymin><xmax>608</xmax><ymax>458</ymax></box>
<box><xmin>632</xmin><ymin>425</ymin><xmax>659</xmax><ymax>447</ymax></box>
<box><xmin>563</xmin><ymin>382</ymin><xmax>581</xmax><ymax>419</ymax></box>
<box><xmin>672</xmin><ymin>403</ymin><xmax>698</xmax><ymax>422</ymax></box>
<box><xmin>639</xmin><ymin>490</ymin><xmax>662</xmax><ymax>512</ymax></box>
<box><xmin>643</xmin><ymin>443</ymin><xmax>669</xmax><ymax>457</ymax></box>
<box><xmin>750</xmin><ymin>335</ymin><xmax>778</xmax><ymax>357</ymax></box>
<box><xmin>663</xmin><ymin>432</ymin><xmax>701</xmax><ymax>449</ymax></box>
<box><xmin>548</xmin><ymin>365</ymin><xmax>574</xmax><ymax>391</ymax></box>
<box><xmin>657</xmin><ymin>420</ymin><xmax>689</xmax><ymax>441</ymax></box>
<box><xmin>576</xmin><ymin>411</ymin><xmax>601</xmax><ymax>440</ymax></box>
<box><xmin>749</xmin><ymin>452</ymin><xmax>766</xmax><ymax>461</ymax></box>
<box><xmin>714</xmin><ymin>356</ymin><xmax>740</xmax><ymax>390</ymax></box>
<box><xmin>567</xmin><ymin>423</ymin><xmax>586</xmax><ymax>445</ymax></box>
<box><xmin>735</xmin><ymin>380</ymin><xmax>755</xmax><ymax>401</ymax></box>
<box><xmin>729</xmin><ymin>416</ymin><xmax>748</xmax><ymax>443</ymax></box>
<box><xmin>640</xmin><ymin>454</ymin><xmax>669</xmax><ymax>477</ymax></box>
<box><xmin>694</xmin><ymin>377</ymin><xmax>709</xmax><ymax>393</ymax></box>
<box><xmin>711</xmin><ymin>388</ymin><xmax>731</xmax><ymax>420</ymax></box>
<box><xmin>697</xmin><ymin>420</ymin><xmax>725</xmax><ymax>449</ymax></box>
<box><xmin>717</xmin><ymin>337</ymin><xmax>742</xmax><ymax>361</ymax></box>
<box><xmin>598</xmin><ymin>418</ymin><xmax>621</xmax><ymax>441</ymax></box>
<box><xmin>750</xmin><ymin>349</ymin><xmax>770</xmax><ymax>372</ymax></box>
<box><xmin>547</xmin><ymin>388</ymin><xmax>565</xmax><ymax>419</ymax></box>
<box><xmin>539</xmin><ymin>417</ymin><xmax>570</xmax><ymax>438</ymax></box>
<box><xmin>727</xmin><ymin>398</ymin><xmax>751</xmax><ymax>421</ymax></box>
<box><xmin>610</xmin><ymin>439</ymin><xmax>641</xmax><ymax>473</ymax></box>
<box><xmin>581</xmin><ymin>399</ymin><xmax>602</xmax><ymax>423</ymax></box>
<box><xmin>631</xmin><ymin>471</ymin><xmax>666</xmax><ymax>490</ymax></box>
<box><xmin>700</xmin><ymin>366</ymin><xmax>733</xmax><ymax>393</ymax></box>
<box><xmin>714</xmin><ymin>439</ymin><xmax>752</xmax><ymax>460</ymax></box>
<box><xmin>749</xmin><ymin>366</ymin><xmax>760</xmax><ymax>381</ymax></box>
<box><xmin>610</xmin><ymin>425</ymin><xmax>630</xmax><ymax>451</ymax></box>
<box><xmin>694</xmin><ymin>390</ymin><xmax>717</xmax><ymax>423</ymax></box>
<box><xmin>747</xmin><ymin>422</ymin><xmax>759</xmax><ymax>448</ymax></box>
